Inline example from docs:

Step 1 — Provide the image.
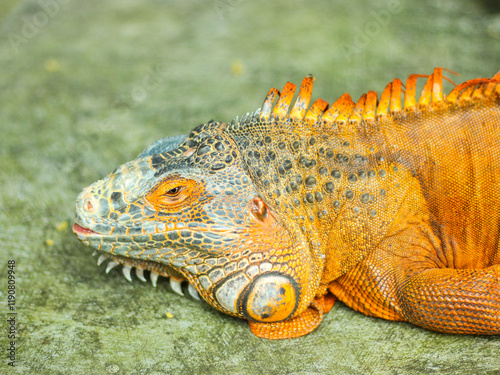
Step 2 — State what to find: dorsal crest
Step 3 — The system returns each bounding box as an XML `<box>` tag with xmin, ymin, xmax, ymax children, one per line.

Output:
<box><xmin>251</xmin><ymin>68</ymin><xmax>500</xmax><ymax>127</ymax></box>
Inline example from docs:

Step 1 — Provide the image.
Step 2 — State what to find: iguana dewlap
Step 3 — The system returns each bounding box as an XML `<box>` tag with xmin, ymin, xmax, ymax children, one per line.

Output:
<box><xmin>73</xmin><ymin>68</ymin><xmax>500</xmax><ymax>339</ymax></box>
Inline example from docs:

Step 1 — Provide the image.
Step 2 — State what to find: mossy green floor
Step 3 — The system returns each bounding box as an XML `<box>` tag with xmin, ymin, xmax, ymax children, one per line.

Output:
<box><xmin>0</xmin><ymin>0</ymin><xmax>499</xmax><ymax>374</ymax></box>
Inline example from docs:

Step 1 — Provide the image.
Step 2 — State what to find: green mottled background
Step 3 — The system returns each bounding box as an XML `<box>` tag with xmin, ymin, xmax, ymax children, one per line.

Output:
<box><xmin>0</xmin><ymin>0</ymin><xmax>499</xmax><ymax>374</ymax></box>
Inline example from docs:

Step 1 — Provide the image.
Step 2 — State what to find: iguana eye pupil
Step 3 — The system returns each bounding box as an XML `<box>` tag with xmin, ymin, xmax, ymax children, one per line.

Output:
<box><xmin>165</xmin><ymin>187</ymin><xmax>182</xmax><ymax>196</ymax></box>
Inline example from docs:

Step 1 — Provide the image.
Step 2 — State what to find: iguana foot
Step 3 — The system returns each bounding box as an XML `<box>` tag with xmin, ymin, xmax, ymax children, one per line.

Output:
<box><xmin>248</xmin><ymin>293</ymin><xmax>336</xmax><ymax>339</ymax></box>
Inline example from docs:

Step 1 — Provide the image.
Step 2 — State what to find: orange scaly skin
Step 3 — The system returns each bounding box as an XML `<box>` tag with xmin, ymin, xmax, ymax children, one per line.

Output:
<box><xmin>73</xmin><ymin>68</ymin><xmax>500</xmax><ymax>339</ymax></box>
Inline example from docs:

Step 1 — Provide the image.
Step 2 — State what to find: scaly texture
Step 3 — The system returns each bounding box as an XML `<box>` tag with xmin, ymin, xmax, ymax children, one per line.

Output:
<box><xmin>73</xmin><ymin>68</ymin><xmax>500</xmax><ymax>339</ymax></box>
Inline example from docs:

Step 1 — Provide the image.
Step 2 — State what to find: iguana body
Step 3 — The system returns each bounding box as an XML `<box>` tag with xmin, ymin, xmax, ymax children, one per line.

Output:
<box><xmin>73</xmin><ymin>68</ymin><xmax>500</xmax><ymax>339</ymax></box>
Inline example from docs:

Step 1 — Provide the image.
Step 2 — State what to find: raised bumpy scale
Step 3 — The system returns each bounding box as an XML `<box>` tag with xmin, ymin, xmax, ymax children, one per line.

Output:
<box><xmin>73</xmin><ymin>68</ymin><xmax>500</xmax><ymax>339</ymax></box>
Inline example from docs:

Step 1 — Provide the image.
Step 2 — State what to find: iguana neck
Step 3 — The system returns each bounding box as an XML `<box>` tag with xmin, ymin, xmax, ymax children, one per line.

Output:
<box><xmin>225</xmin><ymin>115</ymin><xmax>411</xmax><ymax>288</ymax></box>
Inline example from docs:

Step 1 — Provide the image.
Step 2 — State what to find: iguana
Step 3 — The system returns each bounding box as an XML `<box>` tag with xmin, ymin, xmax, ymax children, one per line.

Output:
<box><xmin>73</xmin><ymin>68</ymin><xmax>500</xmax><ymax>339</ymax></box>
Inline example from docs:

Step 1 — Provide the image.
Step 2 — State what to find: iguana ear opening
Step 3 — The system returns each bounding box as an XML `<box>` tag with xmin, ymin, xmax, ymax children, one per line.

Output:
<box><xmin>249</xmin><ymin>196</ymin><xmax>268</xmax><ymax>222</ymax></box>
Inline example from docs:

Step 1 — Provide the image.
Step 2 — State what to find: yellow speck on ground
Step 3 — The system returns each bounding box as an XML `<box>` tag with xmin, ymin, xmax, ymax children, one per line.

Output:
<box><xmin>44</xmin><ymin>58</ymin><xmax>61</xmax><ymax>73</ymax></box>
<box><xmin>166</xmin><ymin>312</ymin><xmax>174</xmax><ymax>319</ymax></box>
<box><xmin>231</xmin><ymin>60</ymin><xmax>245</xmax><ymax>76</ymax></box>
<box><xmin>56</xmin><ymin>221</ymin><xmax>69</xmax><ymax>232</ymax></box>
<box><xmin>45</xmin><ymin>239</ymin><xmax>55</xmax><ymax>246</ymax></box>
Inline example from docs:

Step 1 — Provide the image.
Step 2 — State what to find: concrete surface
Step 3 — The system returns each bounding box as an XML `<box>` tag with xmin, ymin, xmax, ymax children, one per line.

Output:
<box><xmin>0</xmin><ymin>0</ymin><xmax>499</xmax><ymax>374</ymax></box>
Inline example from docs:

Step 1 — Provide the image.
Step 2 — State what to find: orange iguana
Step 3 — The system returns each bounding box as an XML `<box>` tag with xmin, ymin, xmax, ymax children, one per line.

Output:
<box><xmin>73</xmin><ymin>68</ymin><xmax>500</xmax><ymax>339</ymax></box>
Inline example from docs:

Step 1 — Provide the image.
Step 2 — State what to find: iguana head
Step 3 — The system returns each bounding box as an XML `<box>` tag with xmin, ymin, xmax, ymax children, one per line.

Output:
<box><xmin>73</xmin><ymin>120</ymin><xmax>319</xmax><ymax>323</ymax></box>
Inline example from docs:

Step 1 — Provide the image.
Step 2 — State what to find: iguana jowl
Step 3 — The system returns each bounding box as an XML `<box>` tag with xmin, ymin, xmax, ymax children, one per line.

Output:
<box><xmin>73</xmin><ymin>68</ymin><xmax>500</xmax><ymax>339</ymax></box>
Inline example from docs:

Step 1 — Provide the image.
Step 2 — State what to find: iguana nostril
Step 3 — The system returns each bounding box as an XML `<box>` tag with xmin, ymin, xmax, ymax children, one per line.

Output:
<box><xmin>83</xmin><ymin>197</ymin><xmax>97</xmax><ymax>213</ymax></box>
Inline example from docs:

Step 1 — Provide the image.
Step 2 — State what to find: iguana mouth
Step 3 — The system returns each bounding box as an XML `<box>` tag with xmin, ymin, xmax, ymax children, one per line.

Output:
<box><xmin>72</xmin><ymin>223</ymin><xmax>202</xmax><ymax>300</ymax></box>
<box><xmin>73</xmin><ymin>223</ymin><xmax>100</xmax><ymax>236</ymax></box>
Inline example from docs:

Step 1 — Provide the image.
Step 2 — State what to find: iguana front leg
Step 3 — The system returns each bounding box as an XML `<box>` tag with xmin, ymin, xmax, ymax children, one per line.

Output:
<box><xmin>395</xmin><ymin>264</ymin><xmax>500</xmax><ymax>334</ymax></box>
<box><xmin>329</xmin><ymin>197</ymin><xmax>500</xmax><ymax>334</ymax></box>
<box><xmin>248</xmin><ymin>293</ymin><xmax>336</xmax><ymax>339</ymax></box>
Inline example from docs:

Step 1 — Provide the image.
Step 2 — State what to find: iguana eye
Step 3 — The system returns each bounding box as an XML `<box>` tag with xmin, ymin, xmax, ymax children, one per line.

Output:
<box><xmin>164</xmin><ymin>186</ymin><xmax>183</xmax><ymax>197</ymax></box>
<box><xmin>145</xmin><ymin>176</ymin><xmax>201</xmax><ymax>210</ymax></box>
